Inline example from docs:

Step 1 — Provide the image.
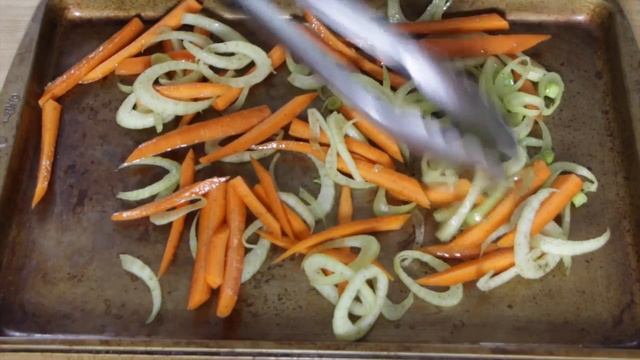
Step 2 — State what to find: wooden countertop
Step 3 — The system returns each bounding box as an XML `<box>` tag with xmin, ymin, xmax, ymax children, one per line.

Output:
<box><xmin>0</xmin><ymin>0</ymin><xmax>638</xmax><ymax>88</ymax></box>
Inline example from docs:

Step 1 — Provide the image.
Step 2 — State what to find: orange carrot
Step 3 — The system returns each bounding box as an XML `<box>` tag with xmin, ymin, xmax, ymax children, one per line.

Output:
<box><xmin>114</xmin><ymin>50</ymin><xmax>195</xmax><ymax>76</ymax></box>
<box><xmin>422</xmin><ymin>243</ymin><xmax>500</xmax><ymax>260</ymax></box>
<box><xmin>193</xmin><ymin>26</ymin><xmax>210</xmax><ymax>37</ymax></box>
<box><xmin>339</xmin><ymin>105</ymin><xmax>404</xmax><ymax>163</ymax></box>
<box><xmin>424</xmin><ymin>179</ymin><xmax>474</xmax><ymax>207</ymax></box>
<box><xmin>251</xmin><ymin>158</ymin><xmax>296</xmax><ymax>240</ymax></box>
<box><xmin>421</xmin><ymin>34</ymin><xmax>551</xmax><ymax>58</ymax></box>
<box><xmin>161</xmin><ymin>39</ymin><xmax>176</xmax><ymax>53</ymax></box>
<box><xmin>112</xmin><ymin>177</ymin><xmax>229</xmax><ymax>221</ymax></box>
<box><xmin>304</xmin><ymin>11</ymin><xmax>407</xmax><ymax>88</ymax></box>
<box><xmin>256</xmin><ymin>230</ymin><xmax>299</xmax><ymax>250</ymax></box>
<box><xmin>178</xmin><ymin>113</ymin><xmax>196</xmax><ymax>127</ymax></box>
<box><xmin>213</xmin><ymin>44</ymin><xmax>287</xmax><ymax>111</ymax></box>
<box><xmin>254</xmin><ymin>184</ymin><xmax>311</xmax><ymax>240</ymax></box>
<box><xmin>421</xmin><ymin>161</ymin><xmax>551</xmax><ymax>258</ymax></box>
<box><xmin>158</xmin><ymin>150</ymin><xmax>195</xmax><ymax>277</ymax></box>
<box><xmin>187</xmin><ymin>185</ymin><xmax>216</xmax><ymax>309</ymax></box>
<box><xmin>201</xmin><ymin>93</ymin><xmax>317</xmax><ymax>164</ymax></box>
<box><xmin>288</xmin><ymin>118</ymin><xmax>395</xmax><ymax>168</ymax></box>
<box><xmin>229</xmin><ymin>177</ymin><xmax>282</xmax><ymax>239</ymax></box>
<box><xmin>397</xmin><ymin>13</ymin><xmax>509</xmax><ymax>35</ymax></box>
<box><xmin>125</xmin><ymin>106</ymin><xmax>271</xmax><ymax>163</ymax></box>
<box><xmin>32</xmin><ymin>100</ymin><xmax>62</xmax><ymax>208</ymax></box>
<box><xmin>205</xmin><ymin>225</ymin><xmax>230</xmax><ymax>289</ymax></box>
<box><xmin>198</xmin><ymin>182</ymin><xmax>227</xmax><ymax>254</ymax></box>
<box><xmin>254</xmin><ymin>141</ymin><xmax>430</xmax><ymax>207</ymax></box>
<box><xmin>274</xmin><ymin>214</ymin><xmax>411</xmax><ymax>263</ymax></box>
<box><xmin>81</xmin><ymin>0</ymin><xmax>203</xmax><ymax>83</ymax></box>
<box><xmin>496</xmin><ymin>174</ymin><xmax>583</xmax><ymax>248</ymax></box>
<box><xmin>155</xmin><ymin>83</ymin><xmax>232</xmax><ymax>101</ymax></box>
<box><xmin>338</xmin><ymin>186</ymin><xmax>353</xmax><ymax>225</ymax></box>
<box><xmin>39</xmin><ymin>18</ymin><xmax>144</xmax><ymax>106</ymax></box>
<box><xmin>216</xmin><ymin>184</ymin><xmax>246</xmax><ymax>318</ymax></box>
<box><xmin>322</xmin><ymin>248</ymin><xmax>394</xmax><ymax>280</ymax></box>
<box><xmin>417</xmin><ymin>248</ymin><xmax>515</xmax><ymax>286</ymax></box>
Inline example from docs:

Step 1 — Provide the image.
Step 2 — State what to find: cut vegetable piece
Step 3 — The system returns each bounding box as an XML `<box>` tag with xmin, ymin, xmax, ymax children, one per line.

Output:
<box><xmin>417</xmin><ymin>248</ymin><xmax>515</xmax><ymax>286</ymax></box>
<box><xmin>497</xmin><ymin>174</ymin><xmax>583</xmax><ymax>248</ymax></box>
<box><xmin>534</xmin><ymin>228</ymin><xmax>610</xmax><ymax>256</ymax></box>
<box><xmin>39</xmin><ymin>17</ymin><xmax>144</xmax><ymax>105</ymax></box>
<box><xmin>423</xmin><ymin>179</ymin><xmax>473</xmax><ymax>207</ymax></box>
<box><xmin>155</xmin><ymin>82</ymin><xmax>231</xmax><ymax>100</ymax></box>
<box><xmin>125</xmin><ymin>106</ymin><xmax>271</xmax><ymax>163</ymax></box>
<box><xmin>274</xmin><ymin>214</ymin><xmax>411</xmax><ymax>263</ymax></box>
<box><xmin>230</xmin><ymin>177</ymin><xmax>281</xmax><ymax>239</ymax></box>
<box><xmin>304</xmin><ymin>11</ymin><xmax>407</xmax><ymax>88</ymax></box>
<box><xmin>115</xmin><ymin>50</ymin><xmax>195</xmax><ymax>76</ymax></box>
<box><xmin>288</xmin><ymin>118</ymin><xmax>395</xmax><ymax>168</ymax></box>
<box><xmin>158</xmin><ymin>150</ymin><xmax>195</xmax><ymax>277</ymax></box>
<box><xmin>213</xmin><ymin>44</ymin><xmax>287</xmax><ymax>111</ymax></box>
<box><xmin>116</xmin><ymin>93</ymin><xmax>174</xmax><ymax>131</ymax></box>
<box><xmin>201</xmin><ymin>93</ymin><xmax>317</xmax><ymax>164</ymax></box>
<box><xmin>421</xmin><ymin>34</ymin><xmax>551</xmax><ymax>58</ymax></box>
<box><xmin>338</xmin><ymin>186</ymin><xmax>353</xmax><ymax>224</ymax></box>
<box><xmin>251</xmin><ymin>158</ymin><xmax>295</xmax><ymax>240</ymax></box>
<box><xmin>278</xmin><ymin>191</ymin><xmax>314</xmax><ymax>238</ymax></box>
<box><xmin>178</xmin><ymin>113</ymin><xmax>196</xmax><ymax>127</ymax></box>
<box><xmin>198</xmin><ymin>182</ymin><xmax>227</xmax><ymax>256</ymax></box>
<box><xmin>112</xmin><ymin>177</ymin><xmax>229</xmax><ymax>221</ymax></box>
<box><xmin>421</xmin><ymin>161</ymin><xmax>550</xmax><ymax>257</ymax></box>
<box><xmin>435</xmin><ymin>171</ymin><xmax>488</xmax><ymax>242</ymax></box>
<box><xmin>339</xmin><ymin>105</ymin><xmax>403</xmax><ymax>162</ymax></box>
<box><xmin>396</xmin><ymin>13</ymin><xmax>509</xmax><ymax>34</ymax></box>
<box><xmin>323</xmin><ymin>248</ymin><xmax>394</xmax><ymax>281</ymax></box>
<box><xmin>81</xmin><ymin>0</ymin><xmax>203</xmax><ymax>83</ymax></box>
<box><xmin>119</xmin><ymin>254</ymin><xmax>162</xmax><ymax>324</ymax></box>
<box><xmin>187</xmin><ymin>217</ymin><xmax>212</xmax><ymax>310</ymax></box>
<box><xmin>241</xmin><ymin>226</ymin><xmax>271</xmax><ymax>283</ymax></box>
<box><xmin>205</xmin><ymin>225</ymin><xmax>230</xmax><ymax>289</ymax></box>
<box><xmin>116</xmin><ymin>157</ymin><xmax>181</xmax><ymax>201</ymax></box>
<box><xmin>394</xmin><ymin>250</ymin><xmax>463</xmax><ymax>307</ymax></box>
<box><xmin>32</xmin><ymin>100</ymin><xmax>62</xmax><ymax>208</ymax></box>
<box><xmin>373</xmin><ymin>187</ymin><xmax>416</xmax><ymax>217</ymax></box>
<box><xmin>217</xmin><ymin>184</ymin><xmax>247</xmax><ymax>318</ymax></box>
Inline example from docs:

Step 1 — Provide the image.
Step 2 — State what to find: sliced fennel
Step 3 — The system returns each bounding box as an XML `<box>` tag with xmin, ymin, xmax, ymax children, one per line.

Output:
<box><xmin>373</xmin><ymin>187</ymin><xmax>416</xmax><ymax>216</ymax></box>
<box><xmin>117</xmin><ymin>157</ymin><xmax>181</xmax><ymax>201</ymax></box>
<box><xmin>119</xmin><ymin>254</ymin><xmax>162</xmax><ymax>324</ymax></box>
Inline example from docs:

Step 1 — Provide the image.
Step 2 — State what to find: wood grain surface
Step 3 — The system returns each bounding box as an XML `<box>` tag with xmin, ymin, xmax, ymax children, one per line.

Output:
<box><xmin>0</xmin><ymin>0</ymin><xmax>638</xmax><ymax>89</ymax></box>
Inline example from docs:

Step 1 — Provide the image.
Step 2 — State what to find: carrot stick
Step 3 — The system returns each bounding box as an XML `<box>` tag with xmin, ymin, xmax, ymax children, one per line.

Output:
<box><xmin>187</xmin><ymin>184</ymin><xmax>217</xmax><ymax>309</ymax></box>
<box><xmin>205</xmin><ymin>225</ymin><xmax>229</xmax><ymax>289</ymax></box>
<box><xmin>229</xmin><ymin>177</ymin><xmax>282</xmax><ymax>239</ymax></box>
<box><xmin>193</xmin><ymin>26</ymin><xmax>210</xmax><ymax>37</ymax></box>
<box><xmin>254</xmin><ymin>184</ymin><xmax>311</xmax><ymax>240</ymax></box>
<box><xmin>339</xmin><ymin>105</ymin><xmax>403</xmax><ymax>163</ymax></box>
<box><xmin>178</xmin><ymin>113</ymin><xmax>196</xmax><ymax>127</ymax></box>
<box><xmin>31</xmin><ymin>100</ymin><xmax>62</xmax><ymax>208</ymax></box>
<box><xmin>273</xmin><ymin>214</ymin><xmax>411</xmax><ymax>263</ymax></box>
<box><xmin>125</xmin><ymin>106</ymin><xmax>271</xmax><ymax>163</ymax></box>
<box><xmin>251</xmin><ymin>158</ymin><xmax>296</xmax><ymax>240</ymax></box>
<box><xmin>161</xmin><ymin>40</ymin><xmax>176</xmax><ymax>53</ymax></box>
<box><xmin>81</xmin><ymin>0</ymin><xmax>203</xmax><ymax>83</ymax></box>
<box><xmin>201</xmin><ymin>93</ymin><xmax>317</xmax><ymax>164</ymax></box>
<box><xmin>338</xmin><ymin>186</ymin><xmax>353</xmax><ymax>225</ymax></box>
<box><xmin>216</xmin><ymin>184</ymin><xmax>246</xmax><ymax>318</ymax></box>
<box><xmin>112</xmin><ymin>177</ymin><xmax>229</xmax><ymax>221</ymax></box>
<box><xmin>256</xmin><ymin>230</ymin><xmax>299</xmax><ymax>250</ymax></box>
<box><xmin>421</xmin><ymin>34</ymin><xmax>551</xmax><ymax>58</ymax></box>
<box><xmin>198</xmin><ymin>182</ymin><xmax>227</xmax><ymax>254</ymax></box>
<box><xmin>397</xmin><ymin>13</ymin><xmax>509</xmax><ymax>35</ymax></box>
<box><xmin>213</xmin><ymin>44</ymin><xmax>287</xmax><ymax>111</ymax></box>
<box><xmin>322</xmin><ymin>248</ymin><xmax>394</xmax><ymax>280</ymax></box>
<box><xmin>288</xmin><ymin>118</ymin><xmax>395</xmax><ymax>168</ymax></box>
<box><xmin>420</xmin><ymin>160</ymin><xmax>551</xmax><ymax>258</ymax></box>
<box><xmin>158</xmin><ymin>149</ymin><xmax>195</xmax><ymax>277</ymax></box>
<box><xmin>424</xmin><ymin>179</ymin><xmax>473</xmax><ymax>207</ymax></box>
<box><xmin>417</xmin><ymin>248</ymin><xmax>515</xmax><ymax>286</ymax></box>
<box><xmin>423</xmin><ymin>243</ymin><xmax>501</xmax><ymax>260</ymax></box>
<box><xmin>304</xmin><ymin>11</ymin><xmax>407</xmax><ymax>88</ymax></box>
<box><xmin>114</xmin><ymin>50</ymin><xmax>195</xmax><ymax>76</ymax></box>
<box><xmin>254</xmin><ymin>140</ymin><xmax>430</xmax><ymax>207</ymax></box>
<box><xmin>496</xmin><ymin>174</ymin><xmax>583</xmax><ymax>248</ymax></box>
<box><xmin>38</xmin><ymin>18</ymin><xmax>144</xmax><ymax>106</ymax></box>
<box><xmin>155</xmin><ymin>83</ymin><xmax>231</xmax><ymax>100</ymax></box>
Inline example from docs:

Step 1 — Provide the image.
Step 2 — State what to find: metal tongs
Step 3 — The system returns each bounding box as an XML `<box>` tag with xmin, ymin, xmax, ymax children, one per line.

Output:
<box><xmin>239</xmin><ymin>0</ymin><xmax>517</xmax><ymax>175</ymax></box>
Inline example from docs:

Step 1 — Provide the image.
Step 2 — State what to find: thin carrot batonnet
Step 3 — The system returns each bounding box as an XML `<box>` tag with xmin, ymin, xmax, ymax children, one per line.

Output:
<box><xmin>155</xmin><ymin>83</ymin><xmax>232</xmax><ymax>101</ymax></box>
<box><xmin>496</xmin><ymin>174</ymin><xmax>583</xmax><ymax>248</ymax></box>
<box><xmin>198</xmin><ymin>182</ymin><xmax>228</xmax><ymax>254</ymax></box>
<box><xmin>254</xmin><ymin>184</ymin><xmax>311</xmax><ymax>240</ymax></box>
<box><xmin>251</xmin><ymin>158</ymin><xmax>296</xmax><ymax>240</ymax></box>
<box><xmin>39</xmin><ymin>17</ymin><xmax>144</xmax><ymax>106</ymax></box>
<box><xmin>339</xmin><ymin>105</ymin><xmax>404</xmax><ymax>163</ymax></box>
<box><xmin>32</xmin><ymin>100</ymin><xmax>62</xmax><ymax>208</ymax></box>
<box><xmin>114</xmin><ymin>49</ymin><xmax>195</xmax><ymax>76</ymax></box>
<box><xmin>81</xmin><ymin>0</ymin><xmax>203</xmax><ymax>83</ymax></box>
<box><xmin>337</xmin><ymin>186</ymin><xmax>353</xmax><ymax>225</ymax></box>
<box><xmin>417</xmin><ymin>248</ymin><xmax>515</xmax><ymax>286</ymax></box>
<box><xmin>421</xmin><ymin>34</ymin><xmax>551</xmax><ymax>58</ymax></box>
<box><xmin>200</xmin><ymin>93</ymin><xmax>317</xmax><ymax>164</ymax></box>
<box><xmin>158</xmin><ymin>149</ymin><xmax>195</xmax><ymax>277</ymax></box>
<box><xmin>112</xmin><ymin>177</ymin><xmax>229</xmax><ymax>221</ymax></box>
<box><xmin>216</xmin><ymin>184</ymin><xmax>247</xmax><ymax>318</ymax></box>
<box><xmin>125</xmin><ymin>106</ymin><xmax>271</xmax><ymax>163</ymax></box>
<box><xmin>397</xmin><ymin>13</ymin><xmax>509</xmax><ymax>34</ymax></box>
